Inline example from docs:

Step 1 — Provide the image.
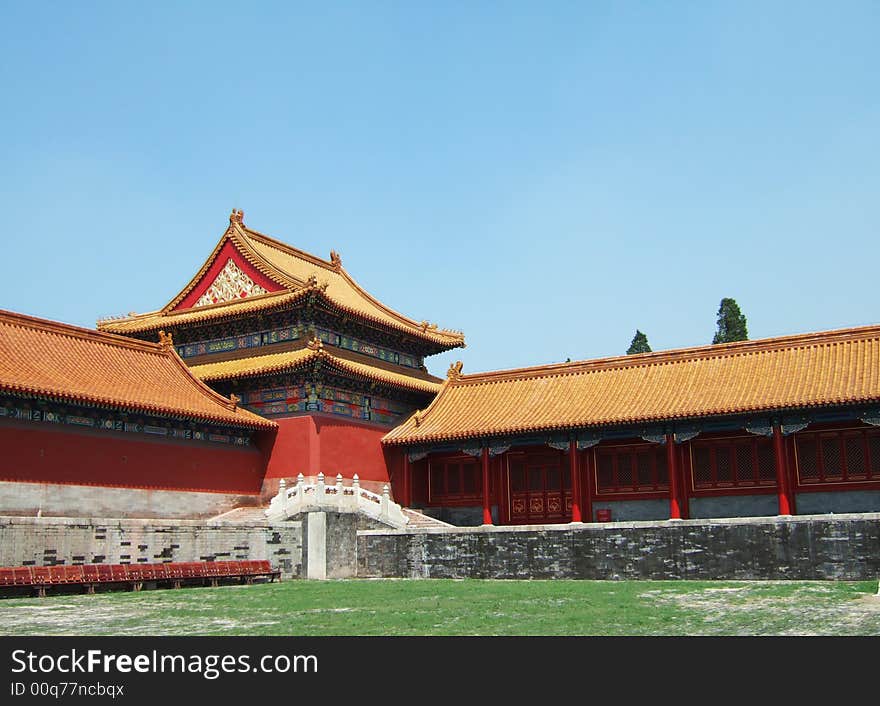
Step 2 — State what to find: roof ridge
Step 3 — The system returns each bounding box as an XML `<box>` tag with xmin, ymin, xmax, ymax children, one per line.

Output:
<box><xmin>241</xmin><ymin>226</ymin><xmax>336</xmax><ymax>271</ymax></box>
<box><xmin>384</xmin><ymin>370</ymin><xmax>456</xmax><ymax>440</ymax></box>
<box><xmin>335</xmin><ymin>266</ymin><xmax>465</xmax><ymax>340</ymax></box>
<box><xmin>0</xmin><ymin>309</ymin><xmax>275</xmax><ymax>429</ymax></box>
<box><xmin>159</xmin><ymin>223</ymin><xmax>299</xmax><ymax>314</ymax></box>
<box><xmin>1</xmin><ymin>309</ymin><xmax>166</xmax><ymax>354</ymax></box>
<box><xmin>242</xmin><ymin>224</ymin><xmax>464</xmax><ymax>343</ymax></box>
<box><xmin>163</xmin><ymin>341</ymin><xmax>255</xmax><ymax>414</ymax></box>
<box><xmin>454</xmin><ymin>324</ymin><xmax>880</xmax><ymax>385</ymax></box>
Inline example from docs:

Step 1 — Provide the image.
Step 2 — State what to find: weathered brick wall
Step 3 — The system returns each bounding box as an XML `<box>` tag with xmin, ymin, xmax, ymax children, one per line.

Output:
<box><xmin>357</xmin><ymin>514</ymin><xmax>880</xmax><ymax>580</ymax></box>
<box><xmin>0</xmin><ymin>516</ymin><xmax>303</xmax><ymax>578</ymax></box>
<box><xmin>0</xmin><ymin>481</ymin><xmax>259</xmax><ymax>519</ymax></box>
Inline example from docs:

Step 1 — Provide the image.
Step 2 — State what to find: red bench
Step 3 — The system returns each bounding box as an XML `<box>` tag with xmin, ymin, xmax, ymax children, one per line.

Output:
<box><xmin>0</xmin><ymin>560</ymin><xmax>281</xmax><ymax>597</ymax></box>
<box><xmin>0</xmin><ymin>560</ymin><xmax>281</xmax><ymax>596</ymax></box>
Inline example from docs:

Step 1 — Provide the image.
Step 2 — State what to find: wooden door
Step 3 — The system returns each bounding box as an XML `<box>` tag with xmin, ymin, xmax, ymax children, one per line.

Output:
<box><xmin>508</xmin><ymin>453</ymin><xmax>571</xmax><ymax>523</ymax></box>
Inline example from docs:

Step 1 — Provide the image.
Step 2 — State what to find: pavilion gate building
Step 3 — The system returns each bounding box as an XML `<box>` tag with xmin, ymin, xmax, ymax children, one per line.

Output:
<box><xmin>382</xmin><ymin>328</ymin><xmax>880</xmax><ymax>525</ymax></box>
<box><xmin>97</xmin><ymin>210</ymin><xmax>464</xmax><ymax>495</ymax></box>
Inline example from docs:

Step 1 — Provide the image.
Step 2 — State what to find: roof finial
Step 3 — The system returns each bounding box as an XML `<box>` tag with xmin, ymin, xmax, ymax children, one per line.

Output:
<box><xmin>229</xmin><ymin>208</ymin><xmax>244</xmax><ymax>225</ymax></box>
<box><xmin>447</xmin><ymin>360</ymin><xmax>463</xmax><ymax>381</ymax></box>
<box><xmin>307</xmin><ymin>336</ymin><xmax>324</xmax><ymax>351</ymax></box>
<box><xmin>158</xmin><ymin>330</ymin><xmax>174</xmax><ymax>348</ymax></box>
<box><xmin>229</xmin><ymin>393</ymin><xmax>240</xmax><ymax>410</ymax></box>
<box><xmin>330</xmin><ymin>250</ymin><xmax>342</xmax><ymax>269</ymax></box>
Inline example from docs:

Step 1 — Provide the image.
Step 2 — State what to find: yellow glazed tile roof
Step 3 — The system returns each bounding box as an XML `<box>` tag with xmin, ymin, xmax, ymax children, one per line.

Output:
<box><xmin>98</xmin><ymin>214</ymin><xmax>465</xmax><ymax>349</ymax></box>
<box><xmin>0</xmin><ymin>310</ymin><xmax>275</xmax><ymax>429</ymax></box>
<box><xmin>383</xmin><ymin>325</ymin><xmax>880</xmax><ymax>445</ymax></box>
<box><xmin>97</xmin><ymin>291</ymin><xmax>302</xmax><ymax>335</ymax></box>
<box><xmin>189</xmin><ymin>343</ymin><xmax>442</xmax><ymax>395</ymax></box>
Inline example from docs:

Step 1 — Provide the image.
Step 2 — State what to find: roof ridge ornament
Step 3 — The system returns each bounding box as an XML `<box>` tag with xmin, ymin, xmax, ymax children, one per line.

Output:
<box><xmin>304</xmin><ymin>273</ymin><xmax>329</xmax><ymax>292</ymax></box>
<box><xmin>158</xmin><ymin>330</ymin><xmax>174</xmax><ymax>349</ymax></box>
<box><xmin>229</xmin><ymin>393</ymin><xmax>240</xmax><ymax>410</ymax></box>
<box><xmin>447</xmin><ymin>360</ymin><xmax>463</xmax><ymax>381</ymax></box>
<box><xmin>229</xmin><ymin>209</ymin><xmax>244</xmax><ymax>225</ymax></box>
<box><xmin>307</xmin><ymin>336</ymin><xmax>324</xmax><ymax>351</ymax></box>
<box><xmin>330</xmin><ymin>250</ymin><xmax>342</xmax><ymax>270</ymax></box>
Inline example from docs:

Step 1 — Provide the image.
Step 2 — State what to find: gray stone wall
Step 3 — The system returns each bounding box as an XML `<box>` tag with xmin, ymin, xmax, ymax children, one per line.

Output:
<box><xmin>0</xmin><ymin>481</ymin><xmax>257</xmax><ymax>520</ymax></box>
<box><xmin>325</xmin><ymin>513</ymin><xmax>359</xmax><ymax>579</ymax></box>
<box><xmin>421</xmin><ymin>505</ymin><xmax>497</xmax><ymax>526</ymax></box>
<box><xmin>591</xmin><ymin>498</ymin><xmax>668</xmax><ymax>521</ymax></box>
<box><xmin>795</xmin><ymin>490</ymin><xmax>880</xmax><ymax>515</ymax></box>
<box><xmin>0</xmin><ymin>516</ymin><xmax>302</xmax><ymax>578</ymax></box>
<box><xmin>689</xmin><ymin>494</ymin><xmax>779</xmax><ymax>519</ymax></box>
<box><xmin>357</xmin><ymin>513</ymin><xmax>880</xmax><ymax>580</ymax></box>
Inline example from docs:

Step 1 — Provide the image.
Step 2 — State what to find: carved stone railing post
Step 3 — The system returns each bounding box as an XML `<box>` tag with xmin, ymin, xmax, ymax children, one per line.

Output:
<box><xmin>278</xmin><ymin>478</ymin><xmax>287</xmax><ymax>516</ymax></box>
<box><xmin>381</xmin><ymin>484</ymin><xmax>390</xmax><ymax>517</ymax></box>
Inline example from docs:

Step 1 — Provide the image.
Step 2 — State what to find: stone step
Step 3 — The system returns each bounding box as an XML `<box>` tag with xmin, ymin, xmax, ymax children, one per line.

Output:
<box><xmin>206</xmin><ymin>506</ymin><xmax>270</xmax><ymax>525</ymax></box>
<box><xmin>402</xmin><ymin>508</ymin><xmax>454</xmax><ymax>528</ymax></box>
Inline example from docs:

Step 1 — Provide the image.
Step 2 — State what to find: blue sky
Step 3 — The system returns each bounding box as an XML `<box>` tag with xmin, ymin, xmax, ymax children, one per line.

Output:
<box><xmin>2</xmin><ymin>2</ymin><xmax>878</xmax><ymax>378</ymax></box>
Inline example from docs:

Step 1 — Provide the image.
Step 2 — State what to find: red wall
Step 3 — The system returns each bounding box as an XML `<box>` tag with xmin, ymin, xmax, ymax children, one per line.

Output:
<box><xmin>0</xmin><ymin>421</ymin><xmax>267</xmax><ymax>495</ymax></box>
<box><xmin>265</xmin><ymin>414</ymin><xmax>392</xmax><ymax>484</ymax></box>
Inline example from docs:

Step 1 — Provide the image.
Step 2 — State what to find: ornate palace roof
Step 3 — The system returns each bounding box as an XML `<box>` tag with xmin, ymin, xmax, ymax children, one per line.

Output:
<box><xmin>0</xmin><ymin>310</ymin><xmax>275</xmax><ymax>429</ymax></box>
<box><xmin>189</xmin><ymin>339</ymin><xmax>442</xmax><ymax>395</ymax></box>
<box><xmin>383</xmin><ymin>325</ymin><xmax>880</xmax><ymax>445</ymax></box>
<box><xmin>98</xmin><ymin>210</ymin><xmax>465</xmax><ymax>350</ymax></box>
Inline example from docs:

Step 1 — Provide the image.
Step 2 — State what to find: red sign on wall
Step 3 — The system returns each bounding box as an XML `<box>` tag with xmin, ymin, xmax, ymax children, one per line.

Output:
<box><xmin>595</xmin><ymin>509</ymin><xmax>612</xmax><ymax>522</ymax></box>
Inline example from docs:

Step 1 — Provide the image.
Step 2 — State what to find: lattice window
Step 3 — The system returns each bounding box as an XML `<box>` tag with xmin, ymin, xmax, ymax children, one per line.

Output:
<box><xmin>845</xmin><ymin>435</ymin><xmax>867</xmax><ymax>480</ymax></box>
<box><xmin>758</xmin><ymin>443</ymin><xmax>776</xmax><ymax>482</ymax></box>
<box><xmin>617</xmin><ymin>454</ymin><xmax>633</xmax><ymax>489</ymax></box>
<box><xmin>797</xmin><ymin>438</ymin><xmax>818</xmax><ymax>480</ymax></box>
<box><xmin>427</xmin><ymin>459</ymin><xmax>481</xmax><ymax>503</ymax></box>
<box><xmin>716</xmin><ymin>447</ymin><xmax>733</xmax><ymax>484</ymax></box>
<box><xmin>871</xmin><ymin>436</ymin><xmax>880</xmax><ymax>478</ymax></box>
<box><xmin>735</xmin><ymin>443</ymin><xmax>753</xmax><ymax>483</ymax></box>
<box><xmin>597</xmin><ymin>454</ymin><xmax>613</xmax><ymax>490</ymax></box>
<box><xmin>693</xmin><ymin>446</ymin><xmax>712</xmax><ymax>487</ymax></box>
<box><xmin>796</xmin><ymin>427</ymin><xmax>880</xmax><ymax>485</ymax></box>
<box><xmin>821</xmin><ymin>437</ymin><xmax>842</xmax><ymax>479</ymax></box>
<box><xmin>637</xmin><ymin>452</ymin><xmax>653</xmax><ymax>487</ymax></box>
<box><xmin>691</xmin><ymin>436</ymin><xmax>776</xmax><ymax>490</ymax></box>
<box><xmin>595</xmin><ymin>444</ymin><xmax>668</xmax><ymax>494</ymax></box>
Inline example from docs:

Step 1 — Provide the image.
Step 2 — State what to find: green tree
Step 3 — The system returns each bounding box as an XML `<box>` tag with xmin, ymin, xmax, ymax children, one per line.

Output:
<box><xmin>712</xmin><ymin>298</ymin><xmax>749</xmax><ymax>344</ymax></box>
<box><xmin>626</xmin><ymin>329</ymin><xmax>652</xmax><ymax>354</ymax></box>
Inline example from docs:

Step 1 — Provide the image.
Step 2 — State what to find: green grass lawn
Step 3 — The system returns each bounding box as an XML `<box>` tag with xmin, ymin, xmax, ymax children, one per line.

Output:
<box><xmin>1</xmin><ymin>579</ymin><xmax>878</xmax><ymax>636</ymax></box>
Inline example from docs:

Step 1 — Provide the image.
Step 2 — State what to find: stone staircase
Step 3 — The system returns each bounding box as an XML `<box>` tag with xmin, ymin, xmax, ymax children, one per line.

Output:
<box><xmin>206</xmin><ymin>507</ymin><xmax>273</xmax><ymax>525</ymax></box>
<box><xmin>401</xmin><ymin>508</ymin><xmax>454</xmax><ymax>528</ymax></box>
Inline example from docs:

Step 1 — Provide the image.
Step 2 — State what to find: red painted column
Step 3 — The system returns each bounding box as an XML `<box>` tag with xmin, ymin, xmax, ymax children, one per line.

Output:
<box><xmin>666</xmin><ymin>433</ymin><xmax>682</xmax><ymax>520</ymax></box>
<box><xmin>569</xmin><ymin>439</ymin><xmax>582</xmax><ymax>522</ymax></box>
<box><xmin>773</xmin><ymin>423</ymin><xmax>794</xmax><ymax>515</ymax></box>
<box><xmin>495</xmin><ymin>456</ymin><xmax>508</xmax><ymax>525</ymax></box>
<box><xmin>582</xmin><ymin>449</ymin><xmax>594</xmax><ymax>523</ymax></box>
<box><xmin>402</xmin><ymin>452</ymin><xmax>412</xmax><ymax>508</ymax></box>
<box><xmin>481</xmin><ymin>447</ymin><xmax>493</xmax><ymax>525</ymax></box>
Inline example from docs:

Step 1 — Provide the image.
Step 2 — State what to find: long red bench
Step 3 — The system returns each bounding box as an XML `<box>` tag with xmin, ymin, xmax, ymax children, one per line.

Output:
<box><xmin>0</xmin><ymin>560</ymin><xmax>280</xmax><ymax>597</ymax></box>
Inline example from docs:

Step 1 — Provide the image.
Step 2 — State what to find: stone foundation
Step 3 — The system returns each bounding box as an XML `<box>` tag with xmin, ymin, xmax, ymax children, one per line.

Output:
<box><xmin>357</xmin><ymin>513</ymin><xmax>880</xmax><ymax>580</ymax></box>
